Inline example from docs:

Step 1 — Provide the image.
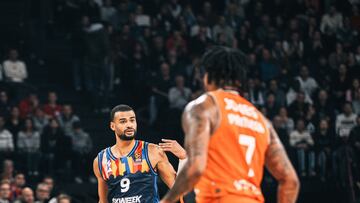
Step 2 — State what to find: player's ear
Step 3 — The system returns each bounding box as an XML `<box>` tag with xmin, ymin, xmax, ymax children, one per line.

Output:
<box><xmin>110</xmin><ymin>121</ymin><xmax>115</xmax><ymax>131</ymax></box>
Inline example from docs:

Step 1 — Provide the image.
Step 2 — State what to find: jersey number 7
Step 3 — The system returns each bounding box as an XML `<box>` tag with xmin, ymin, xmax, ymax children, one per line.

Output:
<box><xmin>239</xmin><ymin>134</ymin><xmax>255</xmax><ymax>177</ymax></box>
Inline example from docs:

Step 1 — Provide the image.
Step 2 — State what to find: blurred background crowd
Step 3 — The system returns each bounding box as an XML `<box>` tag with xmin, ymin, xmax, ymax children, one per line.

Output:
<box><xmin>0</xmin><ymin>0</ymin><xmax>359</xmax><ymax>202</ymax></box>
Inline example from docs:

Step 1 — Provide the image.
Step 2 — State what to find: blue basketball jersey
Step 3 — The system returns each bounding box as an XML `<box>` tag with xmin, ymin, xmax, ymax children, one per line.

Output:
<box><xmin>97</xmin><ymin>140</ymin><xmax>159</xmax><ymax>203</ymax></box>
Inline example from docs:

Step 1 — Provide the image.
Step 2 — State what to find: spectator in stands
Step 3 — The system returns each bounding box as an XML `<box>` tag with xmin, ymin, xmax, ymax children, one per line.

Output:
<box><xmin>56</xmin><ymin>105</ymin><xmax>79</xmax><ymax>136</ymax></box>
<box><xmin>166</xmin><ymin>31</ymin><xmax>188</xmax><ymax>56</ymax></box>
<box><xmin>305</xmin><ymin>31</ymin><xmax>325</xmax><ymax>62</ymax></box>
<box><xmin>287</xmin><ymin>79</ymin><xmax>313</xmax><ymax>106</ymax></box>
<box><xmin>0</xmin><ymin>91</ymin><xmax>12</xmax><ymax>118</ymax></box>
<box><xmin>288</xmin><ymin>91</ymin><xmax>311</xmax><ymax>120</ymax></box>
<box><xmin>202</xmin><ymin>2</ymin><xmax>217</xmax><ymax>27</ymax></box>
<box><xmin>283</xmin><ymin>32</ymin><xmax>304</xmax><ymax>61</ymax></box>
<box><xmin>100</xmin><ymin>0</ymin><xmax>117</xmax><ymax>26</ymax></box>
<box><xmin>264</xmin><ymin>93</ymin><xmax>279</xmax><ymax>120</ymax></box>
<box><xmin>267</xmin><ymin>79</ymin><xmax>286</xmax><ymax>107</ymax></box>
<box><xmin>0</xmin><ymin>160</ymin><xmax>14</xmax><ymax>181</ymax></box>
<box><xmin>134</xmin><ymin>5</ymin><xmax>150</xmax><ymax>27</ymax></box>
<box><xmin>187</xmin><ymin>59</ymin><xmax>204</xmax><ymax>100</ymax></box>
<box><xmin>10</xmin><ymin>173</ymin><xmax>26</xmax><ymax>201</ymax></box>
<box><xmin>42</xmin><ymin>92</ymin><xmax>62</xmax><ymax>118</ymax></box>
<box><xmin>296</xmin><ymin>65</ymin><xmax>318</xmax><ymax>97</ymax></box>
<box><xmin>0</xmin><ymin>116</ymin><xmax>14</xmax><ymax>155</ymax></box>
<box><xmin>352</xmin><ymin>87</ymin><xmax>360</xmax><ymax>114</ymax></box>
<box><xmin>213</xmin><ymin>16</ymin><xmax>235</xmax><ymax>47</ymax></box>
<box><xmin>314</xmin><ymin>89</ymin><xmax>335</xmax><ymax>122</ymax></box>
<box><xmin>40</xmin><ymin>119</ymin><xmax>64</xmax><ymax>175</ymax></box>
<box><xmin>320</xmin><ymin>6</ymin><xmax>343</xmax><ymax>36</ymax></box>
<box><xmin>349</xmin><ymin>116</ymin><xmax>360</xmax><ymax>166</ymax></box>
<box><xmin>6</xmin><ymin>107</ymin><xmax>22</xmax><ymax>149</ymax></box>
<box><xmin>307</xmin><ymin>105</ymin><xmax>318</xmax><ymax>131</ymax></box>
<box><xmin>34</xmin><ymin>183</ymin><xmax>50</xmax><ymax>203</ymax></box>
<box><xmin>272</xmin><ymin>115</ymin><xmax>290</xmax><ymax>150</ymax></box>
<box><xmin>256</xmin><ymin>15</ymin><xmax>271</xmax><ymax>43</ymax></box>
<box><xmin>189</xmin><ymin>25</ymin><xmax>212</xmax><ymax>56</ymax></box>
<box><xmin>14</xmin><ymin>187</ymin><xmax>34</xmax><ymax>203</ymax></box>
<box><xmin>69</xmin><ymin>121</ymin><xmax>92</xmax><ymax>183</ymax></box>
<box><xmin>19</xmin><ymin>93</ymin><xmax>40</xmax><ymax>119</ymax></box>
<box><xmin>332</xmin><ymin>64</ymin><xmax>351</xmax><ymax>106</ymax></box>
<box><xmin>260</xmin><ymin>48</ymin><xmax>280</xmax><ymax>82</ymax></box>
<box><xmin>2</xmin><ymin>49</ymin><xmax>27</xmax><ymax>83</ymax></box>
<box><xmin>167</xmin><ymin>49</ymin><xmax>185</xmax><ymax>76</ymax></box>
<box><xmin>56</xmin><ymin>194</ymin><xmax>71</xmax><ymax>203</ymax></box>
<box><xmin>17</xmin><ymin>118</ymin><xmax>41</xmax><ymax>176</ymax></box>
<box><xmin>314</xmin><ymin>119</ymin><xmax>334</xmax><ymax>181</ymax></box>
<box><xmin>42</xmin><ymin>176</ymin><xmax>56</xmax><ymax>199</ymax></box>
<box><xmin>2</xmin><ymin>49</ymin><xmax>29</xmax><ymax>102</ymax></box>
<box><xmin>168</xmin><ymin>75</ymin><xmax>192</xmax><ymax>111</ymax></box>
<box><xmin>0</xmin><ymin>180</ymin><xmax>11</xmax><ymax>203</ymax></box>
<box><xmin>289</xmin><ymin>119</ymin><xmax>315</xmax><ymax>177</ymax></box>
<box><xmin>337</xmin><ymin>17</ymin><xmax>358</xmax><ymax>48</ymax></box>
<box><xmin>329</xmin><ymin>43</ymin><xmax>348</xmax><ymax>71</ymax></box>
<box><xmin>32</xmin><ymin>108</ymin><xmax>48</xmax><ymax>135</ymax></box>
<box><xmin>346</xmin><ymin>78</ymin><xmax>360</xmax><ymax>102</ymax></box>
<box><xmin>149</xmin><ymin>62</ymin><xmax>173</xmax><ymax>125</ymax></box>
<box><xmin>335</xmin><ymin>102</ymin><xmax>358</xmax><ymax>137</ymax></box>
<box><xmin>278</xmin><ymin>107</ymin><xmax>295</xmax><ymax>135</ymax></box>
<box><xmin>247</xmin><ymin>78</ymin><xmax>265</xmax><ymax>107</ymax></box>
<box><xmin>82</xmin><ymin>17</ymin><xmax>111</xmax><ymax>113</ymax></box>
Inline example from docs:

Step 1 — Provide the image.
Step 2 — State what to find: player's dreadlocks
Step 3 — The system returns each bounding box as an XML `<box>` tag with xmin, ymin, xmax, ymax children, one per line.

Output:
<box><xmin>201</xmin><ymin>46</ymin><xmax>248</xmax><ymax>90</ymax></box>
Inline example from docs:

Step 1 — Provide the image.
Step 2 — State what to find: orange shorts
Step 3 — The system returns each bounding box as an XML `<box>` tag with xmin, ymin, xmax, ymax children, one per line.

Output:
<box><xmin>196</xmin><ymin>195</ymin><xmax>263</xmax><ymax>203</ymax></box>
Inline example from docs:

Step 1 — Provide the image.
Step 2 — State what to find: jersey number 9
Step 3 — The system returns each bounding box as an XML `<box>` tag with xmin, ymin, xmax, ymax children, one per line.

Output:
<box><xmin>120</xmin><ymin>178</ymin><xmax>130</xmax><ymax>192</ymax></box>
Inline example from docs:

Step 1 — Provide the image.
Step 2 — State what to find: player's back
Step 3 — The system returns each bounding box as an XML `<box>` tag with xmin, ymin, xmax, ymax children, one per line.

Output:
<box><xmin>195</xmin><ymin>89</ymin><xmax>270</xmax><ymax>203</ymax></box>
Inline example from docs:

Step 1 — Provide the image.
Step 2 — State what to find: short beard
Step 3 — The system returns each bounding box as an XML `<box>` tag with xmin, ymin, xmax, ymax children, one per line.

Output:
<box><xmin>118</xmin><ymin>131</ymin><xmax>136</xmax><ymax>141</ymax></box>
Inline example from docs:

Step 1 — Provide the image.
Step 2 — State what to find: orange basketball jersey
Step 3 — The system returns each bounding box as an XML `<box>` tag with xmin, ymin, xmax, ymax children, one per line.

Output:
<box><xmin>194</xmin><ymin>89</ymin><xmax>270</xmax><ymax>203</ymax></box>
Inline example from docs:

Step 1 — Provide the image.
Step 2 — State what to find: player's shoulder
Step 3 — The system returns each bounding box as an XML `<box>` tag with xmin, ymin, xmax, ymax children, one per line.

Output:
<box><xmin>185</xmin><ymin>93</ymin><xmax>216</xmax><ymax>113</ymax></box>
<box><xmin>147</xmin><ymin>143</ymin><xmax>163</xmax><ymax>153</ymax></box>
<box><xmin>146</xmin><ymin>143</ymin><xmax>167</xmax><ymax>162</ymax></box>
<box><xmin>93</xmin><ymin>146</ymin><xmax>112</xmax><ymax>161</ymax></box>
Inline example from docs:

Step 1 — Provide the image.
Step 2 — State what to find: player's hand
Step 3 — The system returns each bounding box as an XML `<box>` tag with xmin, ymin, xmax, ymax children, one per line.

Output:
<box><xmin>159</xmin><ymin>199</ymin><xmax>171</xmax><ymax>203</ymax></box>
<box><xmin>159</xmin><ymin>139</ymin><xmax>187</xmax><ymax>160</ymax></box>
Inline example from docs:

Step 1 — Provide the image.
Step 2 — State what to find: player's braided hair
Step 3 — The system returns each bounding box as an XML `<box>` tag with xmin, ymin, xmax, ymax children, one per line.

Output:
<box><xmin>201</xmin><ymin>46</ymin><xmax>248</xmax><ymax>89</ymax></box>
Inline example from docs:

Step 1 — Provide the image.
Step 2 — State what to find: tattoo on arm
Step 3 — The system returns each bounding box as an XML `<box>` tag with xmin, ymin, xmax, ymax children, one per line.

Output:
<box><xmin>265</xmin><ymin>125</ymin><xmax>300</xmax><ymax>203</ymax></box>
<box><xmin>163</xmin><ymin>95</ymin><xmax>213</xmax><ymax>202</ymax></box>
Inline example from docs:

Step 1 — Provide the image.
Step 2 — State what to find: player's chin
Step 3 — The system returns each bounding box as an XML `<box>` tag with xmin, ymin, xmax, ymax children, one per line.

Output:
<box><xmin>119</xmin><ymin>134</ymin><xmax>135</xmax><ymax>140</ymax></box>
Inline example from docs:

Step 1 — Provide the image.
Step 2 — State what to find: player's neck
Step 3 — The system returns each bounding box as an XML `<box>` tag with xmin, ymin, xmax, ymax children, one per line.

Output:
<box><xmin>113</xmin><ymin>139</ymin><xmax>136</xmax><ymax>157</ymax></box>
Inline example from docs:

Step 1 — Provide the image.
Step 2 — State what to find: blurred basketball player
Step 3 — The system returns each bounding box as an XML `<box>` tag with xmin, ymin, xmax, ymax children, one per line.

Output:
<box><xmin>161</xmin><ymin>46</ymin><xmax>300</xmax><ymax>203</ymax></box>
<box><xmin>93</xmin><ymin>105</ymin><xmax>179</xmax><ymax>203</ymax></box>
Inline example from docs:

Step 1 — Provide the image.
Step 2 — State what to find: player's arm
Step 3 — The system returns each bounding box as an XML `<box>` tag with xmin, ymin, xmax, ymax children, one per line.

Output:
<box><xmin>265</xmin><ymin>123</ymin><xmax>300</xmax><ymax>203</ymax></box>
<box><xmin>161</xmin><ymin>95</ymin><xmax>213</xmax><ymax>203</ymax></box>
<box><xmin>93</xmin><ymin>157</ymin><xmax>108</xmax><ymax>203</ymax></box>
<box><xmin>150</xmin><ymin>144</ymin><xmax>177</xmax><ymax>188</ymax></box>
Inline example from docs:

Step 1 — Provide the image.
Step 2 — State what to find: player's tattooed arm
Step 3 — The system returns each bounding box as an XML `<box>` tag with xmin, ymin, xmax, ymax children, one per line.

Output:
<box><xmin>265</xmin><ymin>123</ymin><xmax>300</xmax><ymax>203</ymax></box>
<box><xmin>161</xmin><ymin>95</ymin><xmax>215</xmax><ymax>203</ymax></box>
<box><xmin>93</xmin><ymin>157</ymin><xmax>109</xmax><ymax>203</ymax></box>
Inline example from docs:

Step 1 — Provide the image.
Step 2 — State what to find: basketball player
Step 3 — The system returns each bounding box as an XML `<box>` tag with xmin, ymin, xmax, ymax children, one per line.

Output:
<box><xmin>93</xmin><ymin>105</ymin><xmax>179</xmax><ymax>203</ymax></box>
<box><xmin>160</xmin><ymin>46</ymin><xmax>300</xmax><ymax>203</ymax></box>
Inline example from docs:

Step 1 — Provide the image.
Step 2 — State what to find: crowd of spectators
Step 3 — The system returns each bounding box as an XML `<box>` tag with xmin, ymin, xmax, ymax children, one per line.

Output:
<box><xmin>1</xmin><ymin>0</ymin><xmax>360</xmax><ymax>202</ymax></box>
<box><xmin>0</xmin><ymin>87</ymin><xmax>93</xmax><ymax>202</ymax></box>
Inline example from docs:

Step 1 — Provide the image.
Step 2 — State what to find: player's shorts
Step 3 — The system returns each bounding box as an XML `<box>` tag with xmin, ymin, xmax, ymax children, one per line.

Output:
<box><xmin>196</xmin><ymin>195</ymin><xmax>263</xmax><ymax>203</ymax></box>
